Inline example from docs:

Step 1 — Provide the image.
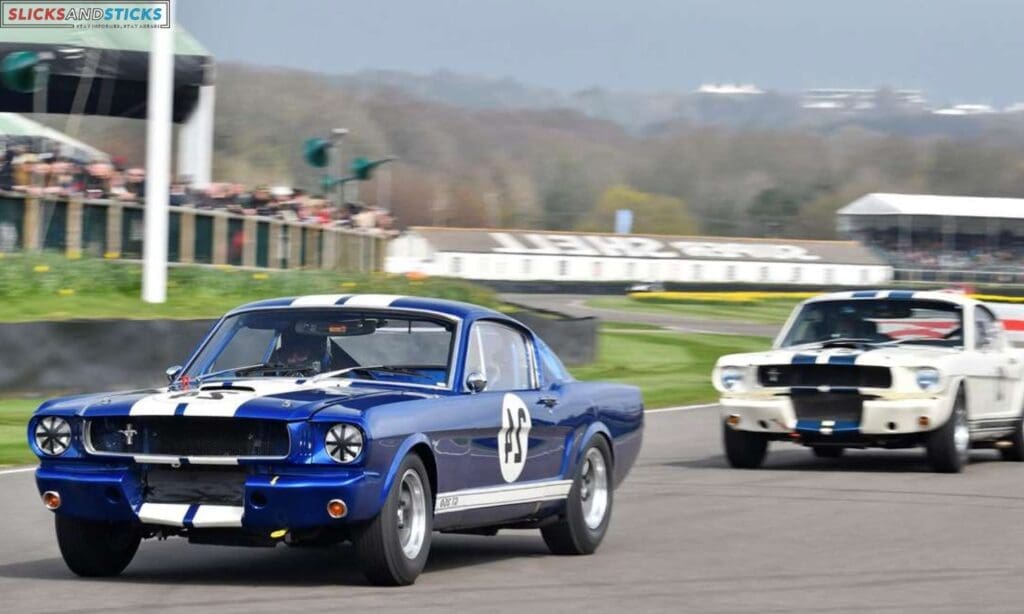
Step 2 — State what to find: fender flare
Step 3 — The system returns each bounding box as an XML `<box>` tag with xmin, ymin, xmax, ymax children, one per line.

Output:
<box><xmin>375</xmin><ymin>432</ymin><xmax>433</xmax><ymax>512</ymax></box>
<box><xmin>937</xmin><ymin>376</ymin><xmax>967</xmax><ymax>426</ymax></box>
<box><xmin>566</xmin><ymin>421</ymin><xmax>614</xmax><ymax>476</ymax></box>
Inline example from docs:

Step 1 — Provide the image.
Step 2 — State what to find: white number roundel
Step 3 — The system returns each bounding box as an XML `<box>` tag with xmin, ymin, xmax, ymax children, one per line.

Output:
<box><xmin>499</xmin><ymin>393</ymin><xmax>532</xmax><ymax>482</ymax></box>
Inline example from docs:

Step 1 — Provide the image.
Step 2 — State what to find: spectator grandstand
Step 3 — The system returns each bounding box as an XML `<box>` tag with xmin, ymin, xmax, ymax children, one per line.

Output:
<box><xmin>838</xmin><ymin>193</ymin><xmax>1024</xmax><ymax>283</ymax></box>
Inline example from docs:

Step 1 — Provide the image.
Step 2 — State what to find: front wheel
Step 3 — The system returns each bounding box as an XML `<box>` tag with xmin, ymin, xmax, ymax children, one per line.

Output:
<box><xmin>55</xmin><ymin>514</ymin><xmax>140</xmax><ymax>577</ymax></box>
<box><xmin>542</xmin><ymin>436</ymin><xmax>614</xmax><ymax>555</ymax></box>
<box><xmin>353</xmin><ymin>453</ymin><xmax>433</xmax><ymax>586</ymax></box>
<box><xmin>723</xmin><ymin>422</ymin><xmax>768</xmax><ymax>468</ymax></box>
<box><xmin>927</xmin><ymin>392</ymin><xmax>970</xmax><ymax>473</ymax></box>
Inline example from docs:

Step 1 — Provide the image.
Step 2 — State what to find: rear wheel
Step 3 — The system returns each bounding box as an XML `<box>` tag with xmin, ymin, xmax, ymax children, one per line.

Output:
<box><xmin>353</xmin><ymin>453</ymin><xmax>433</xmax><ymax>586</ymax></box>
<box><xmin>55</xmin><ymin>514</ymin><xmax>140</xmax><ymax>577</ymax></box>
<box><xmin>927</xmin><ymin>392</ymin><xmax>970</xmax><ymax>473</ymax></box>
<box><xmin>999</xmin><ymin>418</ymin><xmax>1024</xmax><ymax>461</ymax></box>
<box><xmin>812</xmin><ymin>446</ymin><xmax>844</xmax><ymax>459</ymax></box>
<box><xmin>723</xmin><ymin>422</ymin><xmax>768</xmax><ymax>468</ymax></box>
<box><xmin>542</xmin><ymin>436</ymin><xmax>613</xmax><ymax>555</ymax></box>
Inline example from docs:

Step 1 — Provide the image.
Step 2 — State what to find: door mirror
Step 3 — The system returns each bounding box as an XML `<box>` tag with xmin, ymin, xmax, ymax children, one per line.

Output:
<box><xmin>466</xmin><ymin>371</ymin><xmax>487</xmax><ymax>393</ymax></box>
<box><xmin>165</xmin><ymin>365</ymin><xmax>182</xmax><ymax>382</ymax></box>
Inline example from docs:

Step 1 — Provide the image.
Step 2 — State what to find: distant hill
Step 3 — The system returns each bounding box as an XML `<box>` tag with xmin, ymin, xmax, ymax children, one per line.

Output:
<box><xmin>30</xmin><ymin>62</ymin><xmax>1024</xmax><ymax>240</ymax></box>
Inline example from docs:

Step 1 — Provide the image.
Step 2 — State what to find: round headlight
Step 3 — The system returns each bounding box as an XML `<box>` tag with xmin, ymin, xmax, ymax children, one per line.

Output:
<box><xmin>325</xmin><ymin>424</ymin><xmax>364</xmax><ymax>463</ymax></box>
<box><xmin>721</xmin><ymin>367</ymin><xmax>744</xmax><ymax>391</ymax></box>
<box><xmin>916</xmin><ymin>367</ymin><xmax>941</xmax><ymax>391</ymax></box>
<box><xmin>35</xmin><ymin>416</ymin><xmax>71</xmax><ymax>456</ymax></box>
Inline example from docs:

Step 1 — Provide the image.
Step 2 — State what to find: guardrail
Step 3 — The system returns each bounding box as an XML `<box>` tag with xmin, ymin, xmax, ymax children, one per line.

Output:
<box><xmin>0</xmin><ymin>192</ymin><xmax>387</xmax><ymax>271</ymax></box>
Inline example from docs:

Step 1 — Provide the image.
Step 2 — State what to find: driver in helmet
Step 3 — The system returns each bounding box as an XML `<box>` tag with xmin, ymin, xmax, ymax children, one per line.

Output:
<box><xmin>272</xmin><ymin>330</ymin><xmax>326</xmax><ymax>372</ymax></box>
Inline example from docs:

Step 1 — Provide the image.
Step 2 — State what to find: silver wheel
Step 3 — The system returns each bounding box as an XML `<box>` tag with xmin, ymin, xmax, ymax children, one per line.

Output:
<box><xmin>580</xmin><ymin>447</ymin><xmax>609</xmax><ymax>530</ymax></box>
<box><xmin>396</xmin><ymin>468</ymin><xmax>427</xmax><ymax>559</ymax></box>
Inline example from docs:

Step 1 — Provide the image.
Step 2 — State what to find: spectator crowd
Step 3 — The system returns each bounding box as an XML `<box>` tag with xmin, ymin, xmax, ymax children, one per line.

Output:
<box><xmin>861</xmin><ymin>228</ymin><xmax>1024</xmax><ymax>272</ymax></box>
<box><xmin>0</xmin><ymin>145</ymin><xmax>396</xmax><ymax>234</ymax></box>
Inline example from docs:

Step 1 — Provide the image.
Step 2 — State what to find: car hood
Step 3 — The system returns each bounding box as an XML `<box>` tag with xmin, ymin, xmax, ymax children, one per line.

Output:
<box><xmin>42</xmin><ymin>378</ymin><xmax>438</xmax><ymax>421</ymax></box>
<box><xmin>719</xmin><ymin>343</ymin><xmax>960</xmax><ymax>368</ymax></box>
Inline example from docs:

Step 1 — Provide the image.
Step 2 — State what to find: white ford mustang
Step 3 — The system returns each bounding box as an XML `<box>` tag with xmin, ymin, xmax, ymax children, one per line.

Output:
<box><xmin>712</xmin><ymin>290</ymin><xmax>1024</xmax><ymax>472</ymax></box>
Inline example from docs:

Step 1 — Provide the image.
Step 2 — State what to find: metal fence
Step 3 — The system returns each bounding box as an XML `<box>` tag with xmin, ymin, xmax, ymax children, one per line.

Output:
<box><xmin>894</xmin><ymin>268</ymin><xmax>1024</xmax><ymax>287</ymax></box>
<box><xmin>0</xmin><ymin>192</ymin><xmax>386</xmax><ymax>271</ymax></box>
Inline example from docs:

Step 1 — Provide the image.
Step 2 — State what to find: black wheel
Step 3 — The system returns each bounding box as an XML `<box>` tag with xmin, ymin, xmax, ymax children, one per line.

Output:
<box><xmin>353</xmin><ymin>453</ymin><xmax>433</xmax><ymax>586</ymax></box>
<box><xmin>542</xmin><ymin>436</ymin><xmax>613</xmax><ymax>555</ymax></box>
<box><xmin>812</xmin><ymin>446</ymin><xmax>845</xmax><ymax>459</ymax></box>
<box><xmin>1000</xmin><ymin>418</ymin><xmax>1024</xmax><ymax>461</ymax></box>
<box><xmin>723</xmin><ymin>421</ymin><xmax>768</xmax><ymax>468</ymax></box>
<box><xmin>55</xmin><ymin>514</ymin><xmax>140</xmax><ymax>577</ymax></box>
<box><xmin>927</xmin><ymin>392</ymin><xmax>970</xmax><ymax>473</ymax></box>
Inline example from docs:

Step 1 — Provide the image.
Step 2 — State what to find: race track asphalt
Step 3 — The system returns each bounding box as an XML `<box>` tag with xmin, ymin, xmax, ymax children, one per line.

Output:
<box><xmin>500</xmin><ymin>293</ymin><xmax>781</xmax><ymax>337</ymax></box>
<box><xmin>3</xmin><ymin>404</ymin><xmax>1024</xmax><ymax>613</ymax></box>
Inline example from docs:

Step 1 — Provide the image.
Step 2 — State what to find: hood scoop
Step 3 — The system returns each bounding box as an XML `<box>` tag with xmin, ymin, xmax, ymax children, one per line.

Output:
<box><xmin>199</xmin><ymin>384</ymin><xmax>257</xmax><ymax>392</ymax></box>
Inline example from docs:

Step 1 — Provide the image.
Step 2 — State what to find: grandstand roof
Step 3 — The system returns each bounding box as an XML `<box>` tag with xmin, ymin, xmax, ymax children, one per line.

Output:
<box><xmin>839</xmin><ymin>193</ymin><xmax>1024</xmax><ymax>220</ymax></box>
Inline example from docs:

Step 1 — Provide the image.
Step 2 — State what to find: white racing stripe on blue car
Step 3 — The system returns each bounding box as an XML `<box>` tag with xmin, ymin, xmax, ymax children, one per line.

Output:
<box><xmin>434</xmin><ymin>479</ymin><xmax>573</xmax><ymax>514</ymax></box>
<box><xmin>290</xmin><ymin>294</ymin><xmax>352</xmax><ymax>306</ymax></box>
<box><xmin>129</xmin><ymin>380</ymin><xmax>345</xmax><ymax>418</ymax></box>
<box><xmin>137</xmin><ymin>503</ymin><xmax>244</xmax><ymax>528</ymax></box>
<box><xmin>341</xmin><ymin>294</ymin><xmax>405</xmax><ymax>308</ymax></box>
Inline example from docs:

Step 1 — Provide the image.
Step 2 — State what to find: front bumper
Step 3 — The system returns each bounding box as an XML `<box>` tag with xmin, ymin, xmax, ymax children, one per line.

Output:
<box><xmin>719</xmin><ymin>394</ymin><xmax>950</xmax><ymax>439</ymax></box>
<box><xmin>35</xmin><ymin>462</ymin><xmax>385</xmax><ymax>530</ymax></box>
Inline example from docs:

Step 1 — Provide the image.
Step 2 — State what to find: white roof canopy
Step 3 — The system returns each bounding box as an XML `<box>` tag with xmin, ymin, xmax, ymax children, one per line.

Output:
<box><xmin>839</xmin><ymin>193</ymin><xmax>1024</xmax><ymax>220</ymax></box>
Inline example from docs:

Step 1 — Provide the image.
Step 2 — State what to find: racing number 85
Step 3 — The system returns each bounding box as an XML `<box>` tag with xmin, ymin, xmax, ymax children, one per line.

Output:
<box><xmin>504</xmin><ymin>407</ymin><xmax>528</xmax><ymax>463</ymax></box>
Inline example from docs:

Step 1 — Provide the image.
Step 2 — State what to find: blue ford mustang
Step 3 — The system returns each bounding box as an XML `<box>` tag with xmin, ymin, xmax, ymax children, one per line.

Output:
<box><xmin>29</xmin><ymin>294</ymin><xmax>644</xmax><ymax>585</ymax></box>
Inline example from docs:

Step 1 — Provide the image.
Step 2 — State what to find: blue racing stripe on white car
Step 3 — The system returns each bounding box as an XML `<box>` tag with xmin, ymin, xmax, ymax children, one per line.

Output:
<box><xmin>827</xmin><ymin>354</ymin><xmax>858</xmax><ymax>365</ymax></box>
<box><xmin>792</xmin><ymin>354</ymin><xmax>817</xmax><ymax>364</ymax></box>
<box><xmin>888</xmin><ymin>290</ymin><xmax>914</xmax><ymax>300</ymax></box>
<box><xmin>851</xmin><ymin>291</ymin><xmax>877</xmax><ymax>298</ymax></box>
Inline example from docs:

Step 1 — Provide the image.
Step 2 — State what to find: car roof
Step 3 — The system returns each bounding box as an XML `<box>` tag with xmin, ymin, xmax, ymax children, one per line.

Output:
<box><xmin>227</xmin><ymin>294</ymin><xmax>510</xmax><ymax>322</ymax></box>
<box><xmin>803</xmin><ymin>289</ymin><xmax>981</xmax><ymax>307</ymax></box>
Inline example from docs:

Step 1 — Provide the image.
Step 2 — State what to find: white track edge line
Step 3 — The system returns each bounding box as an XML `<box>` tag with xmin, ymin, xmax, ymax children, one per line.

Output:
<box><xmin>647</xmin><ymin>403</ymin><xmax>719</xmax><ymax>414</ymax></box>
<box><xmin>0</xmin><ymin>466</ymin><xmax>35</xmax><ymax>476</ymax></box>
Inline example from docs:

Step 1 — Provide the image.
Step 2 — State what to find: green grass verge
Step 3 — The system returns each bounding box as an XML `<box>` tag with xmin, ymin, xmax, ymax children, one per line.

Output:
<box><xmin>0</xmin><ymin>399</ymin><xmax>36</xmax><ymax>465</ymax></box>
<box><xmin>570</xmin><ymin>329</ymin><xmax>770</xmax><ymax>409</ymax></box>
<box><xmin>0</xmin><ymin>253</ymin><xmax>496</xmax><ymax>322</ymax></box>
<box><xmin>586</xmin><ymin>295</ymin><xmax>798</xmax><ymax>324</ymax></box>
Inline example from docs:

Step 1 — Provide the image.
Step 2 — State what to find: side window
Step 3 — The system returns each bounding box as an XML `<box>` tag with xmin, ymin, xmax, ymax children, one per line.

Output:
<box><xmin>465</xmin><ymin>321</ymin><xmax>535</xmax><ymax>392</ymax></box>
<box><xmin>975</xmin><ymin>306</ymin><xmax>1001</xmax><ymax>350</ymax></box>
<box><xmin>536</xmin><ymin>338</ymin><xmax>572</xmax><ymax>386</ymax></box>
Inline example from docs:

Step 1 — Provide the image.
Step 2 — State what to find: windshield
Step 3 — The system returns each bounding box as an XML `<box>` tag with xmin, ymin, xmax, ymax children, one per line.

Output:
<box><xmin>183</xmin><ymin>309</ymin><xmax>456</xmax><ymax>387</ymax></box>
<box><xmin>780</xmin><ymin>299</ymin><xmax>964</xmax><ymax>348</ymax></box>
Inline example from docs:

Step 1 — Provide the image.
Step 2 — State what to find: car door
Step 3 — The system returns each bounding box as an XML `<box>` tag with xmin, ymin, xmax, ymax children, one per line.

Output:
<box><xmin>970</xmin><ymin>305</ymin><xmax>1013</xmax><ymax>421</ymax></box>
<box><xmin>430</xmin><ymin>319</ymin><xmax>563</xmax><ymax>527</ymax></box>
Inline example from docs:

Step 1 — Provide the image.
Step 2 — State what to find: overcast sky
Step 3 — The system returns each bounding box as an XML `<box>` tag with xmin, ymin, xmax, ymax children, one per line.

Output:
<box><xmin>178</xmin><ymin>0</ymin><xmax>1024</xmax><ymax>105</ymax></box>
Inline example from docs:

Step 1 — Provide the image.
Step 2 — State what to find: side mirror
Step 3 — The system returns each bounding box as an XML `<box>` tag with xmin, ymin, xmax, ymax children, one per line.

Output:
<box><xmin>466</xmin><ymin>371</ymin><xmax>487</xmax><ymax>393</ymax></box>
<box><xmin>165</xmin><ymin>365</ymin><xmax>182</xmax><ymax>383</ymax></box>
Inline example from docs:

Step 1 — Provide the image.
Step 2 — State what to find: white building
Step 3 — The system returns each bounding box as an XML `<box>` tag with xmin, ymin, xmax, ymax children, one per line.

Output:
<box><xmin>386</xmin><ymin>227</ymin><xmax>893</xmax><ymax>287</ymax></box>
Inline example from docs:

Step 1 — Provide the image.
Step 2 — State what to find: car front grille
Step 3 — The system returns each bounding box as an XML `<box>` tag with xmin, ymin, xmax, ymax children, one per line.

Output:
<box><xmin>757</xmin><ymin>364</ymin><xmax>891</xmax><ymax>389</ymax></box>
<box><xmin>790</xmin><ymin>391</ymin><xmax>865</xmax><ymax>423</ymax></box>
<box><xmin>86</xmin><ymin>417</ymin><xmax>290</xmax><ymax>458</ymax></box>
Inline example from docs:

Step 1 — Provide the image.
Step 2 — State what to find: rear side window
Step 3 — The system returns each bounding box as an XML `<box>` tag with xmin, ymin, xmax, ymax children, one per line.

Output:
<box><xmin>465</xmin><ymin>321</ymin><xmax>535</xmax><ymax>391</ymax></box>
<box><xmin>536</xmin><ymin>338</ymin><xmax>572</xmax><ymax>386</ymax></box>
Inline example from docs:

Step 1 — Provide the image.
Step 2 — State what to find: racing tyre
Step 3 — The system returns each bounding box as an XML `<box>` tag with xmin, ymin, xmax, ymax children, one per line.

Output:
<box><xmin>353</xmin><ymin>453</ymin><xmax>433</xmax><ymax>586</ymax></box>
<box><xmin>999</xmin><ymin>418</ymin><xmax>1024</xmax><ymax>462</ymax></box>
<box><xmin>542</xmin><ymin>436</ymin><xmax>613</xmax><ymax>555</ymax></box>
<box><xmin>927</xmin><ymin>392</ymin><xmax>970</xmax><ymax>473</ymax></box>
<box><xmin>723</xmin><ymin>422</ymin><xmax>768</xmax><ymax>469</ymax></box>
<box><xmin>55</xmin><ymin>514</ymin><xmax>140</xmax><ymax>577</ymax></box>
<box><xmin>812</xmin><ymin>446</ymin><xmax>844</xmax><ymax>459</ymax></box>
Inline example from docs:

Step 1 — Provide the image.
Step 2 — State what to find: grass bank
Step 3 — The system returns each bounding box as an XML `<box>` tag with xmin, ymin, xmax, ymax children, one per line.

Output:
<box><xmin>0</xmin><ymin>253</ymin><xmax>496</xmax><ymax>322</ymax></box>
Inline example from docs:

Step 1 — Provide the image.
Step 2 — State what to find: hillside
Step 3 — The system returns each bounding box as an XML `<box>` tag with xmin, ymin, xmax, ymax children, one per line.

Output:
<box><xmin>34</xmin><ymin>63</ymin><xmax>1024</xmax><ymax>240</ymax></box>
